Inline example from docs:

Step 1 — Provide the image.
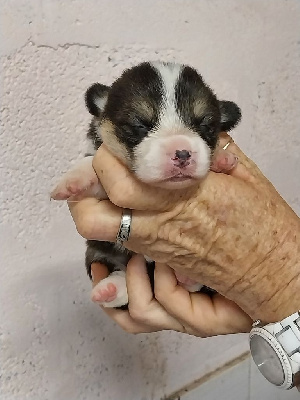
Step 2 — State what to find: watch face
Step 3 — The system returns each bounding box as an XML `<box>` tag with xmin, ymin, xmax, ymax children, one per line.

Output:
<box><xmin>250</xmin><ymin>334</ymin><xmax>285</xmax><ymax>386</ymax></box>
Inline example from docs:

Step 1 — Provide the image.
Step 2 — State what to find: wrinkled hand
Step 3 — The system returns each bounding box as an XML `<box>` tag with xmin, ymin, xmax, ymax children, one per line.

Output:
<box><xmin>69</xmin><ymin>133</ymin><xmax>300</xmax><ymax>323</ymax></box>
<box><xmin>91</xmin><ymin>255</ymin><xmax>252</xmax><ymax>335</ymax></box>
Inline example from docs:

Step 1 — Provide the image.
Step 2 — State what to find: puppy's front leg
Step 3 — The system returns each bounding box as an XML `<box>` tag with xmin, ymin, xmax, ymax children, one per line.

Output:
<box><xmin>50</xmin><ymin>156</ymin><xmax>107</xmax><ymax>201</ymax></box>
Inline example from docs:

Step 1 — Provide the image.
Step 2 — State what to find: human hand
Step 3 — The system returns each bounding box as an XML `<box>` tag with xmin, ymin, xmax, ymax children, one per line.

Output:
<box><xmin>90</xmin><ymin>254</ymin><xmax>252</xmax><ymax>335</ymax></box>
<box><xmin>69</xmin><ymin>133</ymin><xmax>300</xmax><ymax>323</ymax></box>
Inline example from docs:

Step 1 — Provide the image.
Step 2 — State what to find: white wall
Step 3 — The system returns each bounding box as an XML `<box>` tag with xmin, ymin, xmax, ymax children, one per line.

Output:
<box><xmin>1</xmin><ymin>1</ymin><xmax>299</xmax><ymax>399</ymax></box>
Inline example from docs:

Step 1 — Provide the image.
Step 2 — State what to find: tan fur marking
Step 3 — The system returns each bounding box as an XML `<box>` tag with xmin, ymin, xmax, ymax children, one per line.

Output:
<box><xmin>100</xmin><ymin>120</ymin><xmax>131</xmax><ymax>167</ymax></box>
<box><xmin>194</xmin><ymin>99</ymin><xmax>208</xmax><ymax>117</ymax></box>
<box><xmin>133</xmin><ymin>99</ymin><xmax>155</xmax><ymax>121</ymax></box>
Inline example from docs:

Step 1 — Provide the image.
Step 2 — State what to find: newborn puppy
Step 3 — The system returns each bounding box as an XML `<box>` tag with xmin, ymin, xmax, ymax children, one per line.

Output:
<box><xmin>51</xmin><ymin>61</ymin><xmax>241</xmax><ymax>308</ymax></box>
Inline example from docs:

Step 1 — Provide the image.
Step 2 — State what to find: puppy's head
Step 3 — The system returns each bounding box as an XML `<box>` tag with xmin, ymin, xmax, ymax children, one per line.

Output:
<box><xmin>86</xmin><ymin>62</ymin><xmax>241</xmax><ymax>189</ymax></box>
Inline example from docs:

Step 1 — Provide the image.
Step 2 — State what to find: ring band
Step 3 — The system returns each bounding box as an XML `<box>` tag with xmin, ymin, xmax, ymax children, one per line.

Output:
<box><xmin>222</xmin><ymin>137</ymin><xmax>234</xmax><ymax>150</ymax></box>
<box><xmin>116</xmin><ymin>208</ymin><xmax>132</xmax><ymax>245</ymax></box>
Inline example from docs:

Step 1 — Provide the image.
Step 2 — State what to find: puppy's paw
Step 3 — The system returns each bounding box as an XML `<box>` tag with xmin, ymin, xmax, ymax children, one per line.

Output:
<box><xmin>91</xmin><ymin>271</ymin><xmax>128</xmax><ymax>308</ymax></box>
<box><xmin>211</xmin><ymin>148</ymin><xmax>238</xmax><ymax>173</ymax></box>
<box><xmin>51</xmin><ymin>174</ymin><xmax>98</xmax><ymax>200</ymax></box>
<box><xmin>50</xmin><ymin>156</ymin><xmax>107</xmax><ymax>200</ymax></box>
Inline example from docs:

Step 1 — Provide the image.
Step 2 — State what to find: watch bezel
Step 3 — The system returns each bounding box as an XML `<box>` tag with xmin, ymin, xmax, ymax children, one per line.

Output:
<box><xmin>249</xmin><ymin>327</ymin><xmax>294</xmax><ymax>390</ymax></box>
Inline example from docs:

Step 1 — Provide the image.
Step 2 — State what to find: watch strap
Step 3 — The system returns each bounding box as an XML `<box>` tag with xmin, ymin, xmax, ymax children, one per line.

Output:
<box><xmin>266</xmin><ymin>311</ymin><xmax>300</xmax><ymax>360</ymax></box>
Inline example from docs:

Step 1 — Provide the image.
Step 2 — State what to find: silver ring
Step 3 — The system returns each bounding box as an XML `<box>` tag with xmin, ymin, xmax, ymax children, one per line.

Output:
<box><xmin>222</xmin><ymin>137</ymin><xmax>234</xmax><ymax>150</ymax></box>
<box><xmin>116</xmin><ymin>208</ymin><xmax>132</xmax><ymax>245</ymax></box>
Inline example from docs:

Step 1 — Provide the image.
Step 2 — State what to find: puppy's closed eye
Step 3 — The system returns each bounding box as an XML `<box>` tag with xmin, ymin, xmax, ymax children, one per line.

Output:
<box><xmin>129</xmin><ymin>119</ymin><xmax>154</xmax><ymax>134</ymax></box>
<box><xmin>118</xmin><ymin>119</ymin><xmax>155</xmax><ymax>147</ymax></box>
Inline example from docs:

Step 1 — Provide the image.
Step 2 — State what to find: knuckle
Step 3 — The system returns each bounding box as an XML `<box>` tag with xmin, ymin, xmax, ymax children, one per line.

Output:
<box><xmin>128</xmin><ymin>306</ymin><xmax>147</xmax><ymax>323</ymax></box>
<box><xmin>107</xmin><ymin>186</ymin><xmax>121</xmax><ymax>206</ymax></box>
<box><xmin>107</xmin><ymin>182</ymin><xmax>132</xmax><ymax>208</ymax></box>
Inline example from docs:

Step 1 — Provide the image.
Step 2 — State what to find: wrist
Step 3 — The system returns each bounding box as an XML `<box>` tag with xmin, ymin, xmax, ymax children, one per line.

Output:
<box><xmin>233</xmin><ymin>263</ymin><xmax>300</xmax><ymax>324</ymax></box>
<box><xmin>255</xmin><ymin>260</ymin><xmax>300</xmax><ymax>324</ymax></box>
<box><xmin>227</xmin><ymin>226</ymin><xmax>300</xmax><ymax>324</ymax></box>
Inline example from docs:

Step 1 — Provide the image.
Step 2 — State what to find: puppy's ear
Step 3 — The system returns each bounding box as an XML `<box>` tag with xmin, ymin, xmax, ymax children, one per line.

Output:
<box><xmin>218</xmin><ymin>100</ymin><xmax>241</xmax><ymax>131</ymax></box>
<box><xmin>85</xmin><ymin>83</ymin><xmax>110</xmax><ymax>117</ymax></box>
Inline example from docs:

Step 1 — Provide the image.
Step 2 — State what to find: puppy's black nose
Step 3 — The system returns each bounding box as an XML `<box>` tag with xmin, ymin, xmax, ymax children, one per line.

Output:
<box><xmin>175</xmin><ymin>150</ymin><xmax>191</xmax><ymax>161</ymax></box>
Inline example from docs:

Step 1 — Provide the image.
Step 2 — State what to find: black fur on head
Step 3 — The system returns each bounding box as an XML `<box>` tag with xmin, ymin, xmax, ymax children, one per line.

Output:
<box><xmin>85</xmin><ymin>62</ymin><xmax>241</xmax><ymax>154</ymax></box>
<box><xmin>86</xmin><ymin>63</ymin><xmax>165</xmax><ymax>149</ymax></box>
<box><xmin>174</xmin><ymin>65</ymin><xmax>241</xmax><ymax>150</ymax></box>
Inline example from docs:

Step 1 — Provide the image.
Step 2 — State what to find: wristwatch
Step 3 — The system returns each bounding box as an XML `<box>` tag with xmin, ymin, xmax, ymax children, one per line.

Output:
<box><xmin>249</xmin><ymin>311</ymin><xmax>300</xmax><ymax>390</ymax></box>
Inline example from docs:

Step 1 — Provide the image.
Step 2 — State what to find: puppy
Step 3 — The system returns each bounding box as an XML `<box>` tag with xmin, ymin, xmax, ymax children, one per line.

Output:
<box><xmin>51</xmin><ymin>61</ymin><xmax>241</xmax><ymax>308</ymax></box>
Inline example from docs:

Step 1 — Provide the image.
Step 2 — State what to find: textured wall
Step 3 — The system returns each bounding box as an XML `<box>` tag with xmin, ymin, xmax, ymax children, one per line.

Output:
<box><xmin>1</xmin><ymin>1</ymin><xmax>299</xmax><ymax>399</ymax></box>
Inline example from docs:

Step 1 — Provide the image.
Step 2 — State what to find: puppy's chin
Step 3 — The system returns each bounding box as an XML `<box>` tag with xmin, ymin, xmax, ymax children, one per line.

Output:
<box><xmin>150</xmin><ymin>178</ymin><xmax>200</xmax><ymax>190</ymax></box>
<box><xmin>137</xmin><ymin>173</ymin><xmax>206</xmax><ymax>190</ymax></box>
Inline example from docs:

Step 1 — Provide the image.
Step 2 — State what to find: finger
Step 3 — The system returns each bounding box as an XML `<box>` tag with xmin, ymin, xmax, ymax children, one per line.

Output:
<box><xmin>68</xmin><ymin>197</ymin><xmax>122</xmax><ymax>241</ymax></box>
<box><xmin>218</xmin><ymin>132</ymin><xmax>264</xmax><ymax>182</ymax></box>
<box><xmin>90</xmin><ymin>261</ymin><xmax>156</xmax><ymax>333</ymax></box>
<box><xmin>217</xmin><ymin>133</ymin><xmax>258</xmax><ymax>182</ymax></box>
<box><xmin>154</xmin><ymin>263</ymin><xmax>252</xmax><ymax>336</ymax></box>
<box><xmin>154</xmin><ymin>263</ymin><xmax>205</xmax><ymax>333</ymax></box>
<box><xmin>101</xmin><ymin>307</ymin><xmax>158</xmax><ymax>334</ymax></box>
<box><xmin>92</xmin><ymin>145</ymin><xmax>198</xmax><ymax>211</ymax></box>
<box><xmin>218</xmin><ymin>132</ymin><xmax>252</xmax><ymax>166</ymax></box>
<box><xmin>67</xmin><ymin>195</ymin><xmax>152</xmax><ymax>251</ymax></box>
<box><xmin>90</xmin><ymin>262</ymin><xmax>109</xmax><ymax>287</ymax></box>
<box><xmin>125</xmin><ymin>255</ymin><xmax>184</xmax><ymax>330</ymax></box>
<box><xmin>211</xmin><ymin>147</ymin><xmax>238</xmax><ymax>173</ymax></box>
<box><xmin>67</xmin><ymin>196</ymin><xmax>154</xmax><ymax>253</ymax></box>
<box><xmin>126</xmin><ymin>255</ymin><xmax>154</xmax><ymax>307</ymax></box>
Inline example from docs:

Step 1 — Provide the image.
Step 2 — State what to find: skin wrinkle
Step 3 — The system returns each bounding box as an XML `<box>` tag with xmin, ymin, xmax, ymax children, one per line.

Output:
<box><xmin>237</xmin><ymin>223</ymin><xmax>300</xmax><ymax>320</ymax></box>
<box><xmin>270</xmin><ymin>269</ymin><xmax>300</xmax><ymax>316</ymax></box>
<box><xmin>144</xmin><ymin>178</ymin><xmax>298</xmax><ymax>321</ymax></box>
<box><xmin>257</xmin><ymin>266</ymin><xmax>300</xmax><ymax>317</ymax></box>
<box><xmin>222</xmin><ymin>234</ymin><xmax>284</xmax><ymax>299</ymax></box>
<box><xmin>248</xmin><ymin>234</ymin><xmax>287</xmax><ymax>277</ymax></box>
<box><xmin>221</xmin><ymin>263</ymin><xmax>254</xmax><ymax>298</ymax></box>
<box><xmin>261</xmin><ymin>227</ymin><xmax>300</xmax><ymax>309</ymax></box>
<box><xmin>236</xmin><ymin>237</ymin><xmax>281</xmax><ymax>283</ymax></box>
<box><xmin>131</xmin><ymin>211</ymin><xmax>159</xmax><ymax>248</ymax></box>
<box><xmin>184</xmin><ymin>202</ymin><xmax>217</xmax><ymax>258</ymax></box>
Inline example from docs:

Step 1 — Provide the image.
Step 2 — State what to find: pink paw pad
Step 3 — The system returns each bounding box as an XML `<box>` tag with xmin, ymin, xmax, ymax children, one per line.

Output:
<box><xmin>90</xmin><ymin>271</ymin><xmax>128</xmax><ymax>308</ymax></box>
<box><xmin>91</xmin><ymin>283</ymin><xmax>117</xmax><ymax>303</ymax></box>
<box><xmin>50</xmin><ymin>156</ymin><xmax>100</xmax><ymax>201</ymax></box>
<box><xmin>51</xmin><ymin>177</ymin><xmax>96</xmax><ymax>200</ymax></box>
